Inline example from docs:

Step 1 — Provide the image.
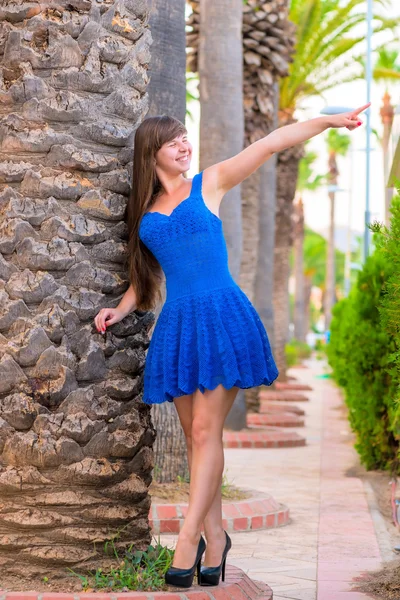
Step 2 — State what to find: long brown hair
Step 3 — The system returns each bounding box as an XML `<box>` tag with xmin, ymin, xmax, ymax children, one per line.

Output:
<box><xmin>125</xmin><ymin>115</ymin><xmax>187</xmax><ymax>311</ymax></box>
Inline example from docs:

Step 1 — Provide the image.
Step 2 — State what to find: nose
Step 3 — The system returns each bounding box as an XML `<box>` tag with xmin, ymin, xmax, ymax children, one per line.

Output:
<box><xmin>178</xmin><ymin>141</ymin><xmax>188</xmax><ymax>152</ymax></box>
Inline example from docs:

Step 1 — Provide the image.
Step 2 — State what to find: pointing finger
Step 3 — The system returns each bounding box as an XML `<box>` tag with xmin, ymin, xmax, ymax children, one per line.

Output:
<box><xmin>352</xmin><ymin>102</ymin><xmax>371</xmax><ymax>116</ymax></box>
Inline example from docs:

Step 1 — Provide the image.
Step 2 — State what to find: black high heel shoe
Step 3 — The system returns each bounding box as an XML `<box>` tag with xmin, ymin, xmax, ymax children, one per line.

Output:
<box><xmin>200</xmin><ymin>530</ymin><xmax>232</xmax><ymax>586</ymax></box>
<box><xmin>165</xmin><ymin>535</ymin><xmax>206</xmax><ymax>588</ymax></box>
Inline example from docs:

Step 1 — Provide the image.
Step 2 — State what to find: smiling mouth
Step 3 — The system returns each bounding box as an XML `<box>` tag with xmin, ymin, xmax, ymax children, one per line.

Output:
<box><xmin>177</xmin><ymin>156</ymin><xmax>189</xmax><ymax>162</ymax></box>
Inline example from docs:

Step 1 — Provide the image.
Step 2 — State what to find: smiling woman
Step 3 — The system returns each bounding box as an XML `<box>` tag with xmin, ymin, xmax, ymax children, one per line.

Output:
<box><xmin>93</xmin><ymin>104</ymin><xmax>368</xmax><ymax>588</ymax></box>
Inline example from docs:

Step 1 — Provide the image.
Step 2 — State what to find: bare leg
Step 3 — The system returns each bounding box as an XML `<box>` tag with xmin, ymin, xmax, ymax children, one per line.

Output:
<box><xmin>174</xmin><ymin>395</ymin><xmax>230</xmax><ymax>566</ymax></box>
<box><xmin>171</xmin><ymin>384</ymin><xmax>239</xmax><ymax>569</ymax></box>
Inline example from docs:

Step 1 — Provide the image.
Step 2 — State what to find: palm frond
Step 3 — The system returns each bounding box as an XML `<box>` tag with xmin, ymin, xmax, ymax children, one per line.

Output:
<box><xmin>281</xmin><ymin>0</ymin><xmax>400</xmax><ymax>111</ymax></box>
<box><xmin>326</xmin><ymin>129</ymin><xmax>351</xmax><ymax>155</ymax></box>
<box><xmin>373</xmin><ymin>67</ymin><xmax>400</xmax><ymax>81</ymax></box>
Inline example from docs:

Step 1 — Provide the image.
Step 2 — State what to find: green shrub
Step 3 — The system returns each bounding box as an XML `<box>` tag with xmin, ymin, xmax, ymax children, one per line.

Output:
<box><xmin>285</xmin><ymin>343</ymin><xmax>298</xmax><ymax>367</ymax></box>
<box><xmin>285</xmin><ymin>339</ymin><xmax>312</xmax><ymax>367</ymax></box>
<box><xmin>327</xmin><ymin>194</ymin><xmax>400</xmax><ymax>472</ymax></box>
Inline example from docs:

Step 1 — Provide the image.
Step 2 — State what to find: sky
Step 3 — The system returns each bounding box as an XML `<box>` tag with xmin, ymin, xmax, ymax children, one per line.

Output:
<box><xmin>185</xmin><ymin>2</ymin><xmax>400</xmax><ymax>238</ymax></box>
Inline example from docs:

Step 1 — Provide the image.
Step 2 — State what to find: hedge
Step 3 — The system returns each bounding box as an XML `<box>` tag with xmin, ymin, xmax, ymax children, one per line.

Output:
<box><xmin>327</xmin><ymin>194</ymin><xmax>400</xmax><ymax>472</ymax></box>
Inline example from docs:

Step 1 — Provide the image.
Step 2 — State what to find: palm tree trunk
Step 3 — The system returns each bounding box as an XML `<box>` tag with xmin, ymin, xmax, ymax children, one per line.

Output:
<box><xmin>148</xmin><ymin>0</ymin><xmax>186</xmax><ymax>120</ymax></box>
<box><xmin>198</xmin><ymin>0</ymin><xmax>246</xmax><ymax>430</ymax></box>
<box><xmin>147</xmin><ymin>0</ymin><xmax>189</xmax><ymax>483</ymax></box>
<box><xmin>0</xmin><ymin>2</ymin><xmax>154</xmax><ymax>578</ymax></box>
<box><xmin>199</xmin><ymin>0</ymin><xmax>244</xmax><ymax>279</ymax></box>
<box><xmin>304</xmin><ymin>274</ymin><xmax>313</xmax><ymax>335</ymax></box>
<box><xmin>240</xmin><ymin>173</ymin><xmax>261</xmax><ymax>301</ymax></box>
<box><xmin>293</xmin><ymin>198</ymin><xmax>306</xmax><ymax>341</ymax></box>
<box><xmin>186</xmin><ymin>1</ymin><xmax>294</xmax><ymax>421</ymax></box>
<box><xmin>273</xmin><ymin>124</ymin><xmax>304</xmax><ymax>379</ymax></box>
<box><xmin>248</xmin><ymin>81</ymin><xmax>280</xmax><ymax>412</ymax></box>
<box><xmin>381</xmin><ymin>91</ymin><xmax>394</xmax><ymax>227</ymax></box>
<box><xmin>325</xmin><ymin>191</ymin><xmax>336</xmax><ymax>330</ymax></box>
<box><xmin>325</xmin><ymin>150</ymin><xmax>338</xmax><ymax>330</ymax></box>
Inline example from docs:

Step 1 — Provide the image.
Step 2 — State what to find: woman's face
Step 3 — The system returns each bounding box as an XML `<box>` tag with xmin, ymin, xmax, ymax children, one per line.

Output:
<box><xmin>155</xmin><ymin>132</ymin><xmax>193</xmax><ymax>174</ymax></box>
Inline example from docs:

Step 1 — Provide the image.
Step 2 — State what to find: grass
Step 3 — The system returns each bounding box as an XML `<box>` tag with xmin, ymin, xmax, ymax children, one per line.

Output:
<box><xmin>67</xmin><ymin>532</ymin><xmax>174</xmax><ymax>592</ymax></box>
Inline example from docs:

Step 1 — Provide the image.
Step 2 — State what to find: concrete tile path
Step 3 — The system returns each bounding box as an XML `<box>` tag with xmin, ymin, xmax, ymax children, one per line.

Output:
<box><xmin>160</xmin><ymin>358</ymin><xmax>381</xmax><ymax>600</ymax></box>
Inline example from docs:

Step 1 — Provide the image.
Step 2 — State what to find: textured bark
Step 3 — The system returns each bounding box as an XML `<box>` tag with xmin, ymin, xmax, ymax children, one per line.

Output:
<box><xmin>293</xmin><ymin>198</ymin><xmax>306</xmax><ymax>341</ymax></box>
<box><xmin>273</xmin><ymin>118</ymin><xmax>304</xmax><ymax>380</ymax></box>
<box><xmin>151</xmin><ymin>402</ymin><xmax>189</xmax><ymax>483</ymax></box>
<box><xmin>148</xmin><ymin>0</ymin><xmax>186</xmax><ymax>120</ymax></box>
<box><xmin>147</xmin><ymin>0</ymin><xmax>188</xmax><ymax>482</ymax></box>
<box><xmin>0</xmin><ymin>0</ymin><xmax>155</xmax><ymax>577</ymax></box>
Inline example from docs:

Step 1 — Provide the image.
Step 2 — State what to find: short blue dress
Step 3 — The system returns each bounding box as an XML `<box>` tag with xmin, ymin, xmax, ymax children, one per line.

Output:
<box><xmin>138</xmin><ymin>171</ymin><xmax>279</xmax><ymax>404</ymax></box>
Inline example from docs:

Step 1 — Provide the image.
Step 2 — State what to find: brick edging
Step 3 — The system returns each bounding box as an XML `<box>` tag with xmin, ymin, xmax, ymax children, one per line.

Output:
<box><xmin>275</xmin><ymin>382</ymin><xmax>313</xmax><ymax>391</ymax></box>
<box><xmin>259</xmin><ymin>402</ymin><xmax>305</xmax><ymax>415</ymax></box>
<box><xmin>223</xmin><ymin>427</ymin><xmax>306</xmax><ymax>449</ymax></box>
<box><xmin>0</xmin><ymin>565</ymin><xmax>272</xmax><ymax>600</ymax></box>
<box><xmin>150</xmin><ymin>489</ymin><xmax>290</xmax><ymax>534</ymax></box>
<box><xmin>248</xmin><ymin>412</ymin><xmax>304</xmax><ymax>428</ymax></box>
<box><xmin>259</xmin><ymin>391</ymin><xmax>309</xmax><ymax>402</ymax></box>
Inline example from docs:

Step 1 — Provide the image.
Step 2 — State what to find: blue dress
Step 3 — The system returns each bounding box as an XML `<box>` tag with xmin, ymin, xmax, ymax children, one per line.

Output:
<box><xmin>138</xmin><ymin>171</ymin><xmax>279</xmax><ymax>404</ymax></box>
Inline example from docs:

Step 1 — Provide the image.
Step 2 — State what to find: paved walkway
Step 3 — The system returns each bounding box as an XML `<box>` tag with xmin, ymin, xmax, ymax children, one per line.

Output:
<box><xmin>161</xmin><ymin>358</ymin><xmax>382</xmax><ymax>600</ymax></box>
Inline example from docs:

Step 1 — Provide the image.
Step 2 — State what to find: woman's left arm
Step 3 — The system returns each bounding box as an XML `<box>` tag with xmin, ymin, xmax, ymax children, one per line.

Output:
<box><xmin>211</xmin><ymin>103</ymin><xmax>370</xmax><ymax>195</ymax></box>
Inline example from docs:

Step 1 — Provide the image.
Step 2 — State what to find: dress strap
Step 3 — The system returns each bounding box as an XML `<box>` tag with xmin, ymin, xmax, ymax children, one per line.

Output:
<box><xmin>190</xmin><ymin>171</ymin><xmax>204</xmax><ymax>198</ymax></box>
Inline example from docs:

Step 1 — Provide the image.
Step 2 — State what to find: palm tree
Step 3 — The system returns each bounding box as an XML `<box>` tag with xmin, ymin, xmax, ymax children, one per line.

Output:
<box><xmin>239</xmin><ymin>1</ymin><xmax>294</xmax><ymax>413</ymax></box>
<box><xmin>293</xmin><ymin>146</ymin><xmax>326</xmax><ymax>341</ymax></box>
<box><xmin>0</xmin><ymin>2</ymin><xmax>155</xmax><ymax>577</ymax></box>
<box><xmin>273</xmin><ymin>0</ymin><xmax>399</xmax><ymax>378</ymax></box>
<box><xmin>147</xmin><ymin>0</ymin><xmax>189</xmax><ymax>483</ymax></box>
<box><xmin>324</xmin><ymin>129</ymin><xmax>351</xmax><ymax>329</ymax></box>
<box><xmin>196</xmin><ymin>0</ymin><xmax>246</xmax><ymax>430</ymax></box>
<box><xmin>187</xmin><ymin>0</ymin><xmax>295</xmax><ymax>417</ymax></box>
<box><xmin>373</xmin><ymin>48</ymin><xmax>400</xmax><ymax>226</ymax></box>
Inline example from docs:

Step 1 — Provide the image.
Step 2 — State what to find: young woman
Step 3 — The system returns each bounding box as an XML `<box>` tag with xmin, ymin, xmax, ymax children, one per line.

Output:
<box><xmin>94</xmin><ymin>102</ymin><xmax>370</xmax><ymax>588</ymax></box>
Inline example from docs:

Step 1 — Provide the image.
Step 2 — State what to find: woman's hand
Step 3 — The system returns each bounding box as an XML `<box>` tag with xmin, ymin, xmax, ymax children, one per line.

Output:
<box><xmin>94</xmin><ymin>307</ymin><xmax>125</xmax><ymax>334</ymax></box>
<box><xmin>328</xmin><ymin>102</ymin><xmax>371</xmax><ymax>130</ymax></box>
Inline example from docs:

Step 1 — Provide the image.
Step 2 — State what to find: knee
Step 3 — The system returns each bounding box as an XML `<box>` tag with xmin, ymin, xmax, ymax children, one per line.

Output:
<box><xmin>191</xmin><ymin>417</ymin><xmax>214</xmax><ymax>448</ymax></box>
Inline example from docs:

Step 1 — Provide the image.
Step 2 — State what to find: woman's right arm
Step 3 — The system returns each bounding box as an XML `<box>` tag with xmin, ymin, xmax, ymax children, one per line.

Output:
<box><xmin>94</xmin><ymin>283</ymin><xmax>138</xmax><ymax>333</ymax></box>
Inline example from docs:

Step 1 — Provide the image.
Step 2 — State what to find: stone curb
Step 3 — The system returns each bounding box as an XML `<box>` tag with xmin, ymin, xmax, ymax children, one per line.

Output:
<box><xmin>223</xmin><ymin>427</ymin><xmax>306</xmax><ymax>449</ymax></box>
<box><xmin>150</xmin><ymin>490</ymin><xmax>290</xmax><ymax>534</ymax></box>
<box><xmin>259</xmin><ymin>390</ymin><xmax>309</xmax><ymax>402</ymax></box>
<box><xmin>275</xmin><ymin>382</ymin><xmax>313</xmax><ymax>391</ymax></box>
<box><xmin>247</xmin><ymin>412</ymin><xmax>304</xmax><ymax>428</ymax></box>
<box><xmin>0</xmin><ymin>565</ymin><xmax>272</xmax><ymax>600</ymax></box>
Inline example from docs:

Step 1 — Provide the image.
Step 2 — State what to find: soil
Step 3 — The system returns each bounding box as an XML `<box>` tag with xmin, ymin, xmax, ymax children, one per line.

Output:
<box><xmin>355</xmin><ymin>559</ymin><xmax>400</xmax><ymax>599</ymax></box>
<box><xmin>149</xmin><ymin>480</ymin><xmax>251</xmax><ymax>503</ymax></box>
<box><xmin>0</xmin><ymin>571</ymin><xmax>88</xmax><ymax>594</ymax></box>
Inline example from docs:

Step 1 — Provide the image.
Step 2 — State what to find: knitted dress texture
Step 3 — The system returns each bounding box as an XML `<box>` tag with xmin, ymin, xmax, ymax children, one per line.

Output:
<box><xmin>138</xmin><ymin>171</ymin><xmax>279</xmax><ymax>404</ymax></box>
